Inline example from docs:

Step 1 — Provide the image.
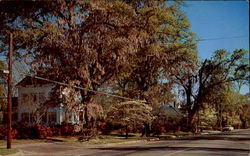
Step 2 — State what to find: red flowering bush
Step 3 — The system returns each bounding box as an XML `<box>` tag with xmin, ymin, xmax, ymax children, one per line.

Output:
<box><xmin>152</xmin><ymin>122</ymin><xmax>166</xmax><ymax>135</ymax></box>
<box><xmin>118</xmin><ymin>129</ymin><xmax>125</xmax><ymax>135</ymax></box>
<box><xmin>164</xmin><ymin>123</ymin><xmax>181</xmax><ymax>133</ymax></box>
<box><xmin>132</xmin><ymin>125</ymin><xmax>144</xmax><ymax>133</ymax></box>
<box><xmin>97</xmin><ymin>122</ymin><xmax>112</xmax><ymax>135</ymax></box>
<box><xmin>34</xmin><ymin>124</ymin><xmax>52</xmax><ymax>138</ymax></box>
<box><xmin>13</xmin><ymin>123</ymin><xmax>52</xmax><ymax>139</ymax></box>
<box><xmin>51</xmin><ymin>126</ymin><xmax>61</xmax><ymax>136</ymax></box>
<box><xmin>164</xmin><ymin>123</ymin><xmax>174</xmax><ymax>132</ymax></box>
<box><xmin>13</xmin><ymin>123</ymin><xmax>31</xmax><ymax>139</ymax></box>
<box><xmin>61</xmin><ymin>124</ymin><xmax>74</xmax><ymax>136</ymax></box>
<box><xmin>0</xmin><ymin>127</ymin><xmax>18</xmax><ymax>140</ymax></box>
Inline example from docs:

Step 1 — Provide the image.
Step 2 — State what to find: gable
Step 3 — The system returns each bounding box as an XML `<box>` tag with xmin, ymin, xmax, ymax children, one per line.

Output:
<box><xmin>16</xmin><ymin>76</ymin><xmax>51</xmax><ymax>87</ymax></box>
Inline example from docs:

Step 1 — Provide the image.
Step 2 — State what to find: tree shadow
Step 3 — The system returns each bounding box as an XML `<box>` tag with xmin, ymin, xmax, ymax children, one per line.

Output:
<box><xmin>94</xmin><ymin>145</ymin><xmax>249</xmax><ymax>153</ymax></box>
<box><xmin>171</xmin><ymin>135</ymin><xmax>250</xmax><ymax>141</ymax></box>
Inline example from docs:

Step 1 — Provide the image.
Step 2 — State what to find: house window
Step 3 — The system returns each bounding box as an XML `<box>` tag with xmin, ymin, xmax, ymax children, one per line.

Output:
<box><xmin>30</xmin><ymin>93</ymin><xmax>38</xmax><ymax>104</ymax></box>
<box><xmin>48</xmin><ymin>112</ymin><xmax>57</xmax><ymax>125</ymax></box>
<box><xmin>79</xmin><ymin>111</ymin><xmax>84</xmax><ymax>122</ymax></box>
<box><xmin>21</xmin><ymin>112</ymin><xmax>29</xmax><ymax>123</ymax></box>
<box><xmin>68</xmin><ymin>113</ymin><xmax>72</xmax><ymax>123</ymax></box>
<box><xmin>39</xmin><ymin>93</ymin><xmax>46</xmax><ymax>104</ymax></box>
<box><xmin>21</xmin><ymin>93</ymin><xmax>29</xmax><ymax>104</ymax></box>
<box><xmin>42</xmin><ymin>113</ymin><xmax>47</xmax><ymax>124</ymax></box>
<box><xmin>30</xmin><ymin>114</ymin><xmax>35</xmax><ymax>124</ymax></box>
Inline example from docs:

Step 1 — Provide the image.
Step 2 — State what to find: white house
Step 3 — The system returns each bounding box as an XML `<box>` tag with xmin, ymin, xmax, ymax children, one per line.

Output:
<box><xmin>16</xmin><ymin>76</ymin><xmax>84</xmax><ymax>125</ymax></box>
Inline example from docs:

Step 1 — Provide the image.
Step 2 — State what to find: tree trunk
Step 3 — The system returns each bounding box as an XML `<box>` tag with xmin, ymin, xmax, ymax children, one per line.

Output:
<box><xmin>125</xmin><ymin>125</ymin><xmax>128</xmax><ymax>139</ymax></box>
<box><xmin>141</xmin><ymin>123</ymin><xmax>150</xmax><ymax>137</ymax></box>
<box><xmin>80</xmin><ymin>90</ymin><xmax>95</xmax><ymax>129</ymax></box>
<box><xmin>185</xmin><ymin>84</ymin><xmax>192</xmax><ymax>129</ymax></box>
<box><xmin>215</xmin><ymin>104</ymin><xmax>223</xmax><ymax>131</ymax></box>
<box><xmin>84</xmin><ymin>106</ymin><xmax>89</xmax><ymax>128</ymax></box>
<box><xmin>240</xmin><ymin>115</ymin><xmax>247</xmax><ymax>129</ymax></box>
<box><xmin>187</xmin><ymin>111</ymin><xmax>196</xmax><ymax>132</ymax></box>
<box><xmin>187</xmin><ymin>103</ymin><xmax>200</xmax><ymax>132</ymax></box>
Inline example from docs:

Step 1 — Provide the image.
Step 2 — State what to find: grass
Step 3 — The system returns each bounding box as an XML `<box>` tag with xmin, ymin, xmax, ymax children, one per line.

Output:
<box><xmin>0</xmin><ymin>139</ymin><xmax>47</xmax><ymax>146</ymax></box>
<box><xmin>0</xmin><ymin>148</ymin><xmax>18</xmax><ymax>155</ymax></box>
<box><xmin>173</xmin><ymin>131</ymin><xmax>193</xmax><ymax>135</ymax></box>
<box><xmin>87</xmin><ymin>135</ymin><xmax>148</xmax><ymax>144</ymax></box>
<box><xmin>0</xmin><ymin>131</ymin><xmax>194</xmax><ymax>147</ymax></box>
<box><xmin>47</xmin><ymin>132</ymin><xmax>157</xmax><ymax>145</ymax></box>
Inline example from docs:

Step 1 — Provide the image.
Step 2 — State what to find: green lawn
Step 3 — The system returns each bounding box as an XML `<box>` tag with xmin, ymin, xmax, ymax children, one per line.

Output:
<box><xmin>0</xmin><ymin>131</ymin><xmax>191</xmax><ymax>147</ymax></box>
<box><xmin>49</xmin><ymin>132</ymin><xmax>160</xmax><ymax>145</ymax></box>
<box><xmin>87</xmin><ymin>135</ymin><xmax>149</xmax><ymax>144</ymax></box>
<box><xmin>0</xmin><ymin>148</ymin><xmax>18</xmax><ymax>155</ymax></box>
<box><xmin>0</xmin><ymin>139</ymin><xmax>47</xmax><ymax>146</ymax></box>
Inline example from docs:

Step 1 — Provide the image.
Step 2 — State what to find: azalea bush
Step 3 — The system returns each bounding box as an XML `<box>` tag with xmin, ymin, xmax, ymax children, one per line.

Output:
<box><xmin>50</xmin><ymin>126</ymin><xmax>61</xmax><ymax>136</ymax></box>
<box><xmin>60</xmin><ymin>124</ymin><xmax>74</xmax><ymax>136</ymax></box>
<box><xmin>117</xmin><ymin>129</ymin><xmax>125</xmax><ymax>135</ymax></box>
<box><xmin>152</xmin><ymin>123</ymin><xmax>166</xmax><ymax>135</ymax></box>
<box><xmin>0</xmin><ymin>127</ymin><xmax>18</xmax><ymax>140</ymax></box>
<box><xmin>97</xmin><ymin>121</ymin><xmax>112</xmax><ymax>135</ymax></box>
<box><xmin>13</xmin><ymin>123</ymin><xmax>52</xmax><ymax>139</ymax></box>
<box><xmin>34</xmin><ymin>124</ymin><xmax>52</xmax><ymax>138</ymax></box>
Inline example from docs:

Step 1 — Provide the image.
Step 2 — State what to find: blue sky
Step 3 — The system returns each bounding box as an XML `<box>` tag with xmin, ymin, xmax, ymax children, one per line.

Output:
<box><xmin>181</xmin><ymin>1</ymin><xmax>249</xmax><ymax>60</ymax></box>
<box><xmin>181</xmin><ymin>1</ymin><xmax>249</xmax><ymax>94</ymax></box>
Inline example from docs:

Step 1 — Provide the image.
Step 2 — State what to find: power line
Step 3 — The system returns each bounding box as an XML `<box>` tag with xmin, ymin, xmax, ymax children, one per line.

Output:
<box><xmin>17</xmin><ymin>71</ymin><xmax>182</xmax><ymax>115</ymax></box>
<box><xmin>19</xmin><ymin>72</ymin><xmax>133</xmax><ymax>101</ymax></box>
<box><xmin>197</xmin><ymin>36</ymin><xmax>248</xmax><ymax>41</ymax></box>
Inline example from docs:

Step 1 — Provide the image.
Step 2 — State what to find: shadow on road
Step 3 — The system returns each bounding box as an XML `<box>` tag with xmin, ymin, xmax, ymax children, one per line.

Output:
<box><xmin>175</xmin><ymin>136</ymin><xmax>250</xmax><ymax>141</ymax></box>
<box><xmin>92</xmin><ymin>131</ymin><xmax>250</xmax><ymax>155</ymax></box>
<box><xmin>157</xmin><ymin>132</ymin><xmax>250</xmax><ymax>142</ymax></box>
<box><xmin>95</xmin><ymin>146</ymin><xmax>249</xmax><ymax>153</ymax></box>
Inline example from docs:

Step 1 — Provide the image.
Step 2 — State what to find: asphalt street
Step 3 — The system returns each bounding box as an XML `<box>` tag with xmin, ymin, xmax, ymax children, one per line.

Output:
<box><xmin>14</xmin><ymin>129</ymin><xmax>250</xmax><ymax>156</ymax></box>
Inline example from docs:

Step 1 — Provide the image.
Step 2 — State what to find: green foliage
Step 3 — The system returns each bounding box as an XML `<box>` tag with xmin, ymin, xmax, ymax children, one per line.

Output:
<box><xmin>173</xmin><ymin>48</ymin><xmax>249</xmax><ymax>131</ymax></box>
<box><xmin>199</xmin><ymin>106</ymin><xmax>217</xmax><ymax>128</ymax></box>
<box><xmin>0</xmin><ymin>1</ymin><xmax>198</xmax><ymax>130</ymax></box>
<box><xmin>4</xmin><ymin>0</ymin><xmax>249</xmax><ymax>132</ymax></box>
<box><xmin>112</xmin><ymin>1</ymin><xmax>197</xmax><ymax>107</ymax></box>
<box><xmin>219</xmin><ymin>87</ymin><xmax>249</xmax><ymax>128</ymax></box>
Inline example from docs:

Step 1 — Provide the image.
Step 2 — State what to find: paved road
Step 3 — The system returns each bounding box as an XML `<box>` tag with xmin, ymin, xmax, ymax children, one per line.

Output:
<box><xmin>14</xmin><ymin>129</ymin><xmax>250</xmax><ymax>156</ymax></box>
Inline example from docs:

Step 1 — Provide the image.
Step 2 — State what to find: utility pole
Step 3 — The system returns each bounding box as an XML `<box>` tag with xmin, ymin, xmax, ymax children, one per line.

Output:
<box><xmin>7</xmin><ymin>32</ymin><xmax>13</xmax><ymax>149</ymax></box>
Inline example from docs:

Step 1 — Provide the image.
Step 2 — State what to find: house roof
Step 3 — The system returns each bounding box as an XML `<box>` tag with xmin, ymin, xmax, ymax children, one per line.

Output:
<box><xmin>16</xmin><ymin>76</ymin><xmax>51</xmax><ymax>87</ymax></box>
<box><xmin>162</xmin><ymin>104</ymin><xmax>181</xmax><ymax>116</ymax></box>
<box><xmin>153</xmin><ymin>104</ymin><xmax>182</xmax><ymax>117</ymax></box>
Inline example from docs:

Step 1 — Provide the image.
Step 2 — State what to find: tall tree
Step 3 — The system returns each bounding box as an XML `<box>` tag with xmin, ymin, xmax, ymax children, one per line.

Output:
<box><xmin>2</xmin><ymin>0</ymin><xmax>197</xmax><ymax>128</ymax></box>
<box><xmin>0</xmin><ymin>61</ymin><xmax>7</xmax><ymax>124</ymax></box>
<box><xmin>114</xmin><ymin>0</ymin><xmax>197</xmax><ymax>103</ymax></box>
<box><xmin>172</xmin><ymin>49</ymin><xmax>249</xmax><ymax>131</ymax></box>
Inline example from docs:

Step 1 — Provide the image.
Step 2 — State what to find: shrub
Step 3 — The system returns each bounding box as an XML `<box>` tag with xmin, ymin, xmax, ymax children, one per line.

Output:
<box><xmin>60</xmin><ymin>124</ymin><xmax>74</xmax><ymax>136</ymax></box>
<box><xmin>34</xmin><ymin>124</ymin><xmax>52</xmax><ymax>138</ymax></box>
<box><xmin>51</xmin><ymin>126</ymin><xmax>61</xmax><ymax>136</ymax></box>
<box><xmin>132</xmin><ymin>125</ymin><xmax>144</xmax><ymax>133</ymax></box>
<box><xmin>13</xmin><ymin>123</ymin><xmax>30</xmax><ymax>139</ymax></box>
<box><xmin>152</xmin><ymin>126</ymin><xmax>166</xmax><ymax>135</ymax></box>
<box><xmin>97</xmin><ymin>122</ymin><xmax>112</xmax><ymax>135</ymax></box>
<box><xmin>13</xmin><ymin>123</ymin><xmax>52</xmax><ymax>139</ymax></box>
<box><xmin>164</xmin><ymin>123</ymin><xmax>181</xmax><ymax>133</ymax></box>
<box><xmin>0</xmin><ymin>127</ymin><xmax>17</xmax><ymax>140</ymax></box>
<box><xmin>118</xmin><ymin>129</ymin><xmax>125</xmax><ymax>135</ymax></box>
